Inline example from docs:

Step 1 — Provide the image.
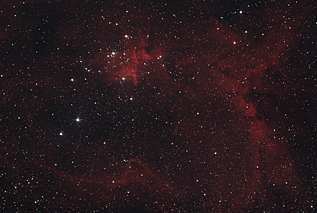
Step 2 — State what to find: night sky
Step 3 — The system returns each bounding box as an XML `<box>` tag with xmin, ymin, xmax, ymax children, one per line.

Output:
<box><xmin>1</xmin><ymin>0</ymin><xmax>316</xmax><ymax>212</ymax></box>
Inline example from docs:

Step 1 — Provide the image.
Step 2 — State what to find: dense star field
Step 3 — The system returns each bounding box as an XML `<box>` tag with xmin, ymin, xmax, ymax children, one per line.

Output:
<box><xmin>0</xmin><ymin>0</ymin><xmax>316</xmax><ymax>212</ymax></box>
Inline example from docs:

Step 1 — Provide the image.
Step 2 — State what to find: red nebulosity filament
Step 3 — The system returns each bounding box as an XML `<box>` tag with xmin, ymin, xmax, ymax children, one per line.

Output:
<box><xmin>118</xmin><ymin>67</ymin><xmax>138</xmax><ymax>85</ymax></box>
<box><xmin>105</xmin><ymin>37</ymin><xmax>152</xmax><ymax>86</ymax></box>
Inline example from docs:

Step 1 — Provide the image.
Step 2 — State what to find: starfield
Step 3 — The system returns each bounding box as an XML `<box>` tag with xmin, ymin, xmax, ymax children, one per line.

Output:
<box><xmin>0</xmin><ymin>0</ymin><xmax>316</xmax><ymax>212</ymax></box>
